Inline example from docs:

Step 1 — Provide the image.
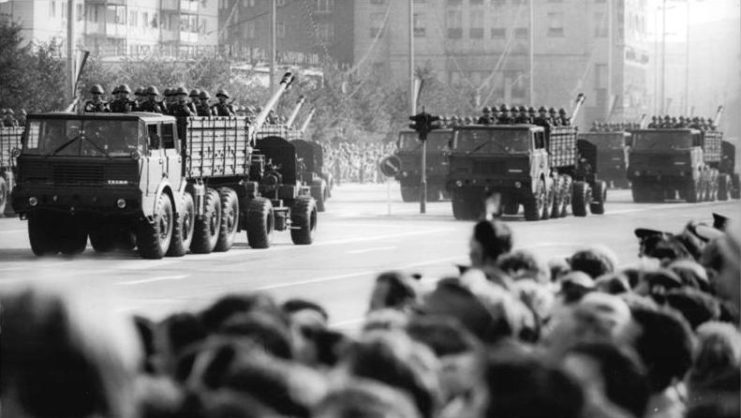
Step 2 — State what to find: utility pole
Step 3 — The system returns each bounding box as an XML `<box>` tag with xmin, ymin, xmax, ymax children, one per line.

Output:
<box><xmin>660</xmin><ymin>0</ymin><xmax>667</xmax><ymax>115</ymax></box>
<box><xmin>528</xmin><ymin>0</ymin><xmax>534</xmax><ymax>104</ymax></box>
<box><xmin>66</xmin><ymin>0</ymin><xmax>76</xmax><ymax>103</ymax></box>
<box><xmin>684</xmin><ymin>0</ymin><xmax>690</xmax><ymax>114</ymax></box>
<box><xmin>270</xmin><ymin>0</ymin><xmax>276</xmax><ymax>93</ymax></box>
<box><xmin>408</xmin><ymin>0</ymin><xmax>426</xmax><ymax>214</ymax></box>
<box><xmin>606</xmin><ymin>0</ymin><xmax>613</xmax><ymax>121</ymax></box>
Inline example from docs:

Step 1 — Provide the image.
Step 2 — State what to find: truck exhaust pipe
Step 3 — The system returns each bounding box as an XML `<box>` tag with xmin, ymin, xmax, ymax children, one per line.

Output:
<box><xmin>286</xmin><ymin>95</ymin><xmax>306</xmax><ymax>128</ymax></box>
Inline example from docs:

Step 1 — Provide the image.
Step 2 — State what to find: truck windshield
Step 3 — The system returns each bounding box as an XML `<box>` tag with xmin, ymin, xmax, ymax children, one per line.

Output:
<box><xmin>23</xmin><ymin>119</ymin><xmax>144</xmax><ymax>157</ymax></box>
<box><xmin>589</xmin><ymin>133</ymin><xmax>626</xmax><ymax>150</ymax></box>
<box><xmin>455</xmin><ymin>129</ymin><xmax>530</xmax><ymax>154</ymax></box>
<box><xmin>398</xmin><ymin>131</ymin><xmax>451</xmax><ymax>152</ymax></box>
<box><xmin>632</xmin><ymin>132</ymin><xmax>693</xmax><ymax>150</ymax></box>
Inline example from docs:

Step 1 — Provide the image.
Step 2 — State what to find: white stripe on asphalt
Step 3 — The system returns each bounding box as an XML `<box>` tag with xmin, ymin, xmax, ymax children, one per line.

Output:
<box><xmin>117</xmin><ymin>275</ymin><xmax>189</xmax><ymax>286</ymax></box>
<box><xmin>346</xmin><ymin>246</ymin><xmax>397</xmax><ymax>254</ymax></box>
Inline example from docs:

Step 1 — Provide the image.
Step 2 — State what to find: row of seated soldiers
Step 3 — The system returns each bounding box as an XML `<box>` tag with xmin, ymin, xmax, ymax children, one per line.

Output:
<box><xmin>438</xmin><ymin>104</ymin><xmax>573</xmax><ymax>128</ymax></box>
<box><xmin>1</xmin><ymin>108</ymin><xmax>26</xmax><ymax>127</ymax></box>
<box><xmin>589</xmin><ymin>121</ymin><xmax>642</xmax><ymax>132</ymax></box>
<box><xmin>83</xmin><ymin>84</ymin><xmax>237</xmax><ymax>117</ymax></box>
<box><xmin>647</xmin><ymin>115</ymin><xmax>718</xmax><ymax>131</ymax></box>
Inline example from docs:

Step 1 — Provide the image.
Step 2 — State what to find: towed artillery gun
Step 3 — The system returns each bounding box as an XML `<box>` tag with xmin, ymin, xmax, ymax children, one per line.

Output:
<box><xmin>0</xmin><ymin>125</ymin><xmax>23</xmax><ymax>216</ymax></box>
<box><xmin>12</xmin><ymin>72</ymin><xmax>317</xmax><ymax>258</ymax></box>
<box><xmin>446</xmin><ymin>93</ymin><xmax>607</xmax><ymax>221</ymax></box>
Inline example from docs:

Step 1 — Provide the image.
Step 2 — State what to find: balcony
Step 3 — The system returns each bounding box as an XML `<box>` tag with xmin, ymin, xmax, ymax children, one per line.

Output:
<box><xmin>161</xmin><ymin>0</ymin><xmax>179</xmax><ymax>12</ymax></box>
<box><xmin>161</xmin><ymin>29</ymin><xmax>179</xmax><ymax>42</ymax></box>
<box><xmin>161</xmin><ymin>0</ymin><xmax>198</xmax><ymax>13</ymax></box>
<box><xmin>180</xmin><ymin>31</ymin><xmax>198</xmax><ymax>44</ymax></box>
<box><xmin>106</xmin><ymin>23</ymin><xmax>127</xmax><ymax>38</ymax></box>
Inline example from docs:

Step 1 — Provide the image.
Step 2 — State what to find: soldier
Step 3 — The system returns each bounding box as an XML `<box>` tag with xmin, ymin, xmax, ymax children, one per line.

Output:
<box><xmin>647</xmin><ymin>115</ymin><xmax>658</xmax><ymax>128</ymax></box>
<box><xmin>533</xmin><ymin>106</ymin><xmax>550</xmax><ymax>127</ymax></box>
<box><xmin>211</xmin><ymin>89</ymin><xmax>235</xmax><ymax>116</ymax></box>
<box><xmin>548</xmin><ymin>107</ymin><xmax>560</xmax><ymax>126</ymax></box>
<box><xmin>139</xmin><ymin>86</ymin><xmax>164</xmax><ymax>113</ymax></box>
<box><xmin>558</xmin><ymin>108</ymin><xmax>570</xmax><ymax>126</ymax></box>
<box><xmin>528</xmin><ymin>106</ymin><xmax>537</xmax><ymax>123</ymax></box>
<box><xmin>2</xmin><ymin>109</ymin><xmax>18</xmax><ymax>127</ymax></box>
<box><xmin>188</xmin><ymin>89</ymin><xmax>200</xmax><ymax>114</ymax></box>
<box><xmin>510</xmin><ymin>106</ymin><xmax>520</xmax><ymax>123</ymax></box>
<box><xmin>491</xmin><ymin>105</ymin><xmax>500</xmax><ymax>121</ymax></box>
<box><xmin>590</xmin><ymin>121</ymin><xmax>599</xmax><ymax>132</ymax></box>
<box><xmin>196</xmin><ymin>91</ymin><xmax>212</xmax><ymax>117</ymax></box>
<box><xmin>661</xmin><ymin>115</ymin><xmax>671</xmax><ymax>129</ymax></box>
<box><xmin>163</xmin><ymin>88</ymin><xmax>175</xmax><ymax>114</ymax></box>
<box><xmin>497</xmin><ymin>104</ymin><xmax>513</xmax><ymax>124</ymax></box>
<box><xmin>477</xmin><ymin>106</ymin><xmax>492</xmax><ymax>125</ymax></box>
<box><xmin>677</xmin><ymin>115</ymin><xmax>687</xmax><ymax>128</ymax></box>
<box><xmin>707</xmin><ymin>118</ymin><xmax>716</xmax><ymax>131</ymax></box>
<box><xmin>133</xmin><ymin>87</ymin><xmax>145</xmax><ymax>111</ymax></box>
<box><xmin>84</xmin><ymin>84</ymin><xmax>110</xmax><ymax>113</ymax></box>
<box><xmin>110</xmin><ymin>84</ymin><xmax>135</xmax><ymax>113</ymax></box>
<box><xmin>515</xmin><ymin>105</ymin><xmax>530</xmax><ymax>124</ymax></box>
<box><xmin>450</xmin><ymin>115</ymin><xmax>460</xmax><ymax>127</ymax></box>
<box><xmin>169</xmin><ymin>87</ymin><xmax>194</xmax><ymax>117</ymax></box>
<box><xmin>16</xmin><ymin>109</ymin><xmax>27</xmax><ymax>127</ymax></box>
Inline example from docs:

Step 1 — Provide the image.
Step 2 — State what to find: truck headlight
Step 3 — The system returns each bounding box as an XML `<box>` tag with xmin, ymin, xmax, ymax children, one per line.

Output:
<box><xmin>29</xmin><ymin>196</ymin><xmax>38</xmax><ymax>207</ymax></box>
<box><xmin>514</xmin><ymin>181</ymin><xmax>522</xmax><ymax>189</ymax></box>
<box><xmin>117</xmin><ymin>198</ymin><xmax>127</xmax><ymax>209</ymax></box>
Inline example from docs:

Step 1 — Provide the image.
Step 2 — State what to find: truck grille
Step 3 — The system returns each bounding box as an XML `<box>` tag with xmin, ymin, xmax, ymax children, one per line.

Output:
<box><xmin>473</xmin><ymin>161</ymin><xmax>506</xmax><ymax>176</ymax></box>
<box><xmin>53</xmin><ymin>164</ymin><xmax>105</xmax><ymax>185</ymax></box>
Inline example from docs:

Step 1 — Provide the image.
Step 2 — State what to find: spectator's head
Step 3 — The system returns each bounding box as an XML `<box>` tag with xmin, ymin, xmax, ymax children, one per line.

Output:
<box><xmin>200</xmin><ymin>292</ymin><xmax>284</xmax><ymax>334</ymax></box>
<box><xmin>687</xmin><ymin>321</ymin><xmax>741</xmax><ymax>395</ymax></box>
<box><xmin>563</xmin><ymin>342</ymin><xmax>650</xmax><ymax>418</ymax></box>
<box><xmin>485</xmin><ymin>356</ymin><xmax>584</xmax><ymax>418</ymax></box>
<box><xmin>628</xmin><ymin>305</ymin><xmax>695</xmax><ymax>393</ymax></box>
<box><xmin>496</xmin><ymin>249</ymin><xmax>548</xmax><ymax>283</ymax></box>
<box><xmin>282</xmin><ymin>298</ymin><xmax>329</xmax><ymax>328</ymax></box>
<box><xmin>668</xmin><ymin>259</ymin><xmax>711</xmax><ymax>292</ymax></box>
<box><xmin>282</xmin><ymin>298</ymin><xmax>330</xmax><ymax>366</ymax></box>
<box><xmin>665</xmin><ymin>287</ymin><xmax>721</xmax><ymax>330</ymax></box>
<box><xmin>156</xmin><ymin>312</ymin><xmax>207</xmax><ymax>376</ymax></box>
<box><xmin>216</xmin><ymin>311</ymin><xmax>294</xmax><ymax>360</ymax></box>
<box><xmin>469</xmin><ymin>219</ymin><xmax>513</xmax><ymax>267</ymax></box>
<box><xmin>593</xmin><ymin>272</ymin><xmax>631</xmax><ymax>295</ymax></box>
<box><xmin>646</xmin><ymin>236</ymin><xmax>692</xmax><ymax>263</ymax></box>
<box><xmin>567</xmin><ymin>246</ymin><xmax>617</xmax><ymax>279</ymax></box>
<box><xmin>0</xmin><ymin>285</ymin><xmax>141</xmax><ymax>418</ymax></box>
<box><xmin>368</xmin><ymin>271</ymin><xmax>420</xmax><ymax>314</ymax></box>
<box><xmin>313</xmin><ymin>379</ymin><xmax>421</xmax><ymax>418</ymax></box>
<box><xmin>634</xmin><ymin>268</ymin><xmax>684</xmax><ymax>304</ymax></box>
<box><xmin>547</xmin><ymin>257</ymin><xmax>571</xmax><ymax>283</ymax></box>
<box><xmin>710</xmin><ymin>223</ymin><xmax>741</xmax><ymax>314</ymax></box>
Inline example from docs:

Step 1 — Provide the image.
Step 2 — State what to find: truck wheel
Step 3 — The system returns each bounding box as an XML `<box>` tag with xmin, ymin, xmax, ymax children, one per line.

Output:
<box><xmin>589</xmin><ymin>181</ymin><xmax>607</xmax><ymax>215</ymax></box>
<box><xmin>137</xmin><ymin>193</ymin><xmax>175</xmax><ymax>259</ymax></box>
<box><xmin>167</xmin><ymin>192</ymin><xmax>195</xmax><ymax>257</ymax></box>
<box><xmin>0</xmin><ymin>176</ymin><xmax>7</xmax><ymax>217</ymax></box>
<box><xmin>686</xmin><ymin>180</ymin><xmax>700</xmax><ymax>203</ymax></box>
<box><xmin>214</xmin><ymin>188</ymin><xmax>239</xmax><ymax>252</ymax></box>
<box><xmin>571</xmin><ymin>181</ymin><xmax>589</xmax><ymax>217</ymax></box>
<box><xmin>246</xmin><ymin>197</ymin><xmax>273</xmax><ymax>249</ymax></box>
<box><xmin>451</xmin><ymin>190</ymin><xmax>470</xmax><ymax>220</ymax></box>
<box><xmin>541</xmin><ymin>180</ymin><xmax>555</xmax><ymax>220</ymax></box>
<box><xmin>90</xmin><ymin>225</ymin><xmax>116</xmax><ymax>253</ymax></box>
<box><xmin>427</xmin><ymin>185</ymin><xmax>441</xmax><ymax>202</ymax></box>
<box><xmin>731</xmin><ymin>174</ymin><xmax>740</xmax><ymax>199</ymax></box>
<box><xmin>559</xmin><ymin>177</ymin><xmax>572</xmax><ymax>217</ymax></box>
<box><xmin>503</xmin><ymin>197</ymin><xmax>519</xmax><ymax>215</ymax></box>
<box><xmin>523</xmin><ymin>180</ymin><xmax>546</xmax><ymax>221</ymax></box>
<box><xmin>28</xmin><ymin>210</ymin><xmax>60</xmax><ymax>256</ymax></box>
<box><xmin>550</xmin><ymin>176</ymin><xmax>563</xmax><ymax>218</ymax></box>
<box><xmin>59</xmin><ymin>215</ymin><xmax>88</xmax><ymax>255</ymax></box>
<box><xmin>717</xmin><ymin>175</ymin><xmax>729</xmax><ymax>201</ymax></box>
<box><xmin>291</xmin><ymin>196</ymin><xmax>317</xmax><ymax>245</ymax></box>
<box><xmin>191</xmin><ymin>188</ymin><xmax>221</xmax><ymax>254</ymax></box>
<box><xmin>400</xmin><ymin>186</ymin><xmax>419</xmax><ymax>203</ymax></box>
<box><xmin>311</xmin><ymin>179</ymin><xmax>326</xmax><ymax>212</ymax></box>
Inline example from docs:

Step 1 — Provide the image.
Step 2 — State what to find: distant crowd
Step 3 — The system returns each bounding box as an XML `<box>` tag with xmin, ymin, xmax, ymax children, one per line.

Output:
<box><xmin>2</xmin><ymin>208</ymin><xmax>739</xmax><ymax>418</ymax></box>
<box><xmin>323</xmin><ymin>141</ymin><xmax>395</xmax><ymax>184</ymax></box>
<box><xmin>647</xmin><ymin>115</ymin><xmax>718</xmax><ymax>131</ymax></box>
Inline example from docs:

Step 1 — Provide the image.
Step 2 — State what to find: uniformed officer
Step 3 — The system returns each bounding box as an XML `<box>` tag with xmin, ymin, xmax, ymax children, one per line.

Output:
<box><xmin>188</xmin><ymin>89</ymin><xmax>200</xmax><ymax>114</ymax></box>
<box><xmin>450</xmin><ymin>115</ymin><xmax>460</xmax><ymax>127</ymax></box>
<box><xmin>110</xmin><ymin>84</ymin><xmax>135</xmax><ymax>113</ymax></box>
<box><xmin>139</xmin><ymin>86</ymin><xmax>164</xmax><ymax>113</ymax></box>
<box><xmin>548</xmin><ymin>107</ymin><xmax>560</xmax><ymax>126</ymax></box>
<box><xmin>211</xmin><ymin>89</ymin><xmax>235</xmax><ymax>116</ymax></box>
<box><xmin>707</xmin><ymin>118</ymin><xmax>716</xmax><ymax>131</ymax></box>
<box><xmin>558</xmin><ymin>108</ymin><xmax>570</xmax><ymax>126</ymax></box>
<box><xmin>196</xmin><ymin>91</ymin><xmax>212</xmax><ymax>116</ymax></box>
<box><xmin>660</xmin><ymin>115</ymin><xmax>671</xmax><ymax>129</ymax></box>
<box><xmin>168</xmin><ymin>87</ymin><xmax>194</xmax><ymax>117</ymax></box>
<box><xmin>477</xmin><ymin>106</ymin><xmax>492</xmax><ymax>125</ymax></box>
<box><xmin>497</xmin><ymin>104</ymin><xmax>513</xmax><ymax>124</ymax></box>
<box><xmin>84</xmin><ymin>84</ymin><xmax>110</xmax><ymax>113</ymax></box>
<box><xmin>162</xmin><ymin>88</ymin><xmax>174</xmax><ymax>114</ymax></box>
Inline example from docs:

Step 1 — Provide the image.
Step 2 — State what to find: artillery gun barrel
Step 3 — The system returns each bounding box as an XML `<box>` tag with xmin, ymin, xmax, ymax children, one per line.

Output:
<box><xmin>570</xmin><ymin>93</ymin><xmax>586</xmax><ymax>121</ymax></box>
<box><xmin>638</xmin><ymin>113</ymin><xmax>647</xmax><ymax>129</ymax></box>
<box><xmin>714</xmin><ymin>105</ymin><xmax>724</xmax><ymax>126</ymax></box>
<box><xmin>251</xmin><ymin>72</ymin><xmax>295</xmax><ymax>143</ymax></box>
<box><xmin>286</xmin><ymin>95</ymin><xmax>306</xmax><ymax>128</ymax></box>
<box><xmin>299</xmin><ymin>108</ymin><xmax>316</xmax><ymax>134</ymax></box>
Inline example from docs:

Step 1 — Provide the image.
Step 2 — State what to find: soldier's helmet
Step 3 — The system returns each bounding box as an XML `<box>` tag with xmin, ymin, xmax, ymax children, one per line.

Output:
<box><xmin>528</xmin><ymin>106</ymin><xmax>536</xmax><ymax>114</ymax></box>
<box><xmin>6</xmin><ymin>109</ymin><xmax>14</xmax><ymax>115</ymax></box>
<box><xmin>491</xmin><ymin>106</ymin><xmax>500</xmax><ymax>114</ymax></box>
<box><xmin>19</xmin><ymin>109</ymin><xmax>26</xmax><ymax>116</ymax></box>
<box><xmin>538</xmin><ymin>106</ymin><xmax>547</xmax><ymax>113</ymax></box>
<box><xmin>664</xmin><ymin>115</ymin><xmax>671</xmax><ymax>120</ymax></box>
<box><xmin>451</xmin><ymin>115</ymin><xmax>460</xmax><ymax>122</ymax></box>
<box><xmin>510</xmin><ymin>106</ymin><xmax>519</xmax><ymax>113</ymax></box>
<box><xmin>651</xmin><ymin>115</ymin><xmax>657</xmax><ymax>120</ymax></box>
<box><xmin>216</xmin><ymin>89</ymin><xmax>230</xmax><ymax>99</ymax></box>
<box><xmin>164</xmin><ymin>88</ymin><xmax>173</xmax><ymax>97</ymax></box>
<box><xmin>134</xmin><ymin>87</ymin><xmax>144</xmax><ymax>97</ymax></box>
<box><xmin>199</xmin><ymin>91</ymin><xmax>211</xmax><ymax>100</ymax></box>
<box><xmin>175</xmin><ymin>86</ymin><xmax>188</xmax><ymax>96</ymax></box>
<box><xmin>189</xmin><ymin>89</ymin><xmax>201</xmax><ymax>98</ymax></box>
<box><xmin>518</xmin><ymin>105</ymin><xmax>527</xmax><ymax>113</ymax></box>
<box><xmin>707</xmin><ymin>118</ymin><xmax>714</xmax><ymax>125</ymax></box>
<box><xmin>548</xmin><ymin>107</ymin><xmax>557</xmax><ymax>114</ymax></box>
<box><xmin>499</xmin><ymin>104</ymin><xmax>509</xmax><ymax>112</ymax></box>
<box><xmin>90</xmin><ymin>84</ymin><xmax>104</xmax><ymax>95</ymax></box>
<box><xmin>558</xmin><ymin>108</ymin><xmax>567</xmax><ymax>115</ymax></box>
<box><xmin>482</xmin><ymin>106</ymin><xmax>490</xmax><ymax>114</ymax></box>
<box><xmin>464</xmin><ymin>116</ymin><xmax>473</xmax><ymax>124</ymax></box>
<box><xmin>112</xmin><ymin>85</ymin><xmax>120</xmax><ymax>95</ymax></box>
<box><xmin>146</xmin><ymin>86</ymin><xmax>160</xmax><ymax>96</ymax></box>
<box><xmin>119</xmin><ymin>84</ymin><xmax>132</xmax><ymax>95</ymax></box>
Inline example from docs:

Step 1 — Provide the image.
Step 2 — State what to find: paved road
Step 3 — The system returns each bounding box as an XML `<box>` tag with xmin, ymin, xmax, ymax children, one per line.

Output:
<box><xmin>0</xmin><ymin>182</ymin><xmax>738</xmax><ymax>329</ymax></box>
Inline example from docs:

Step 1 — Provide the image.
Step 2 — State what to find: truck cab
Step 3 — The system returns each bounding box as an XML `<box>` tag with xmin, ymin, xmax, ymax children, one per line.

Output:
<box><xmin>578</xmin><ymin>131</ymin><xmax>630</xmax><ymax>188</ymax></box>
<box><xmin>395</xmin><ymin>129</ymin><xmax>453</xmax><ymax>202</ymax></box>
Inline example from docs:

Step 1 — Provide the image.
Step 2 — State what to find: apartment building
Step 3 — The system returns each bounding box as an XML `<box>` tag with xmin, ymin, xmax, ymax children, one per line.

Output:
<box><xmin>0</xmin><ymin>0</ymin><xmax>219</xmax><ymax>58</ymax></box>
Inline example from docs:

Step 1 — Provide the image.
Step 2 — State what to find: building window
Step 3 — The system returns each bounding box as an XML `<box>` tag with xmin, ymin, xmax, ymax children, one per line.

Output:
<box><xmin>469</xmin><ymin>11</ymin><xmax>483</xmax><ymax>39</ymax></box>
<box><xmin>413</xmin><ymin>12</ymin><xmax>426</xmax><ymax>37</ymax></box>
<box><xmin>370</xmin><ymin>12</ymin><xmax>385</xmax><ymax>37</ymax></box>
<box><xmin>594</xmin><ymin>12</ymin><xmax>607</xmax><ymax>37</ymax></box>
<box><xmin>277</xmin><ymin>21</ymin><xmax>286</xmax><ymax>39</ymax></box>
<box><xmin>316</xmin><ymin>0</ymin><xmax>334</xmax><ymax>13</ymax></box>
<box><xmin>514</xmin><ymin>27</ymin><xmax>528</xmax><ymax>39</ymax></box>
<box><xmin>129</xmin><ymin>10</ymin><xmax>137</xmax><ymax>26</ymax></box>
<box><xmin>108</xmin><ymin>5</ymin><xmax>126</xmax><ymax>24</ymax></box>
<box><xmin>547</xmin><ymin>12</ymin><xmax>564</xmax><ymax>37</ymax></box>
<box><xmin>152</xmin><ymin>12</ymin><xmax>159</xmax><ymax>28</ymax></box>
<box><xmin>491</xmin><ymin>27</ymin><xmax>506</xmax><ymax>39</ymax></box>
<box><xmin>446</xmin><ymin>9</ymin><xmax>462</xmax><ymax>38</ymax></box>
<box><xmin>142</xmin><ymin>12</ymin><xmax>148</xmax><ymax>27</ymax></box>
<box><xmin>318</xmin><ymin>22</ymin><xmax>334</xmax><ymax>42</ymax></box>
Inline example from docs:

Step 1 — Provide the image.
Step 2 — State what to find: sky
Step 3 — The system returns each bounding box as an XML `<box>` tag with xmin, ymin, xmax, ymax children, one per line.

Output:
<box><xmin>648</xmin><ymin>0</ymin><xmax>741</xmax><ymax>41</ymax></box>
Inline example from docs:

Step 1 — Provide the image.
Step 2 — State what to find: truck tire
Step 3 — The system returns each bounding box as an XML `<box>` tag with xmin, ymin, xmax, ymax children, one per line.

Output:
<box><xmin>550</xmin><ymin>176</ymin><xmax>564</xmax><ymax>218</ymax></box>
<box><xmin>137</xmin><ymin>193</ymin><xmax>175</xmax><ymax>259</ymax></box>
<box><xmin>523</xmin><ymin>180</ymin><xmax>546</xmax><ymax>221</ymax></box>
<box><xmin>401</xmin><ymin>186</ymin><xmax>419</xmax><ymax>202</ymax></box>
<box><xmin>90</xmin><ymin>224</ymin><xmax>116</xmax><ymax>253</ymax></box>
<box><xmin>427</xmin><ymin>185</ymin><xmax>441</xmax><ymax>202</ymax></box>
<box><xmin>572</xmin><ymin>181</ymin><xmax>589</xmax><ymax>217</ymax></box>
<box><xmin>589</xmin><ymin>180</ymin><xmax>607</xmax><ymax>215</ymax></box>
<box><xmin>291</xmin><ymin>196</ymin><xmax>317</xmax><ymax>245</ymax></box>
<box><xmin>191</xmin><ymin>188</ymin><xmax>221</xmax><ymax>254</ymax></box>
<box><xmin>685</xmin><ymin>179</ymin><xmax>701</xmax><ymax>203</ymax></box>
<box><xmin>246</xmin><ymin>197</ymin><xmax>274</xmax><ymax>249</ymax></box>
<box><xmin>541</xmin><ymin>180</ymin><xmax>555</xmax><ymax>220</ymax></box>
<box><xmin>214</xmin><ymin>188</ymin><xmax>239</xmax><ymax>252</ymax></box>
<box><xmin>559</xmin><ymin>176</ymin><xmax>572</xmax><ymax>217</ymax></box>
<box><xmin>167</xmin><ymin>192</ymin><xmax>195</xmax><ymax>257</ymax></box>
<box><xmin>451</xmin><ymin>190</ymin><xmax>471</xmax><ymax>220</ymax></box>
<box><xmin>0</xmin><ymin>176</ymin><xmax>7</xmax><ymax>217</ymax></box>
<box><xmin>732</xmin><ymin>174</ymin><xmax>740</xmax><ymax>199</ymax></box>
<box><xmin>717</xmin><ymin>175</ymin><xmax>729</xmax><ymax>201</ymax></box>
<box><xmin>59</xmin><ymin>215</ymin><xmax>88</xmax><ymax>255</ymax></box>
<box><xmin>311</xmin><ymin>179</ymin><xmax>327</xmax><ymax>212</ymax></box>
<box><xmin>503</xmin><ymin>197</ymin><xmax>519</xmax><ymax>215</ymax></box>
<box><xmin>28</xmin><ymin>210</ymin><xmax>60</xmax><ymax>256</ymax></box>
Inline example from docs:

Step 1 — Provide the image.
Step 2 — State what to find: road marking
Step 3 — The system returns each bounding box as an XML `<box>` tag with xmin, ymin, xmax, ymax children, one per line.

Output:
<box><xmin>346</xmin><ymin>246</ymin><xmax>397</xmax><ymax>255</ymax></box>
<box><xmin>255</xmin><ymin>255</ymin><xmax>464</xmax><ymax>291</ymax></box>
<box><xmin>116</xmin><ymin>275</ymin><xmax>189</xmax><ymax>286</ymax></box>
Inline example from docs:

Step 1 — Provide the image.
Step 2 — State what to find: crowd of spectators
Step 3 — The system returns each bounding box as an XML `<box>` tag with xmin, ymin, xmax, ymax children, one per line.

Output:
<box><xmin>1</xmin><ymin>212</ymin><xmax>739</xmax><ymax>418</ymax></box>
<box><xmin>322</xmin><ymin>141</ymin><xmax>395</xmax><ymax>185</ymax></box>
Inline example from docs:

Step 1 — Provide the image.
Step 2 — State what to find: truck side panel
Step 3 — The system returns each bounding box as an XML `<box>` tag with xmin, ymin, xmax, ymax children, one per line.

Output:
<box><xmin>186</xmin><ymin>117</ymin><xmax>251</xmax><ymax>179</ymax></box>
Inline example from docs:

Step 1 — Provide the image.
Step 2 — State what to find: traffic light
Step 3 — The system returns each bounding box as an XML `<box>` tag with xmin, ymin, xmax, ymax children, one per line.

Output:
<box><xmin>409</xmin><ymin>112</ymin><xmax>441</xmax><ymax>141</ymax></box>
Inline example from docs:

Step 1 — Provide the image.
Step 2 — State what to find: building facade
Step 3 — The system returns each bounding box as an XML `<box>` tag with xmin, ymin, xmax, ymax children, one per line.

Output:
<box><xmin>218</xmin><ymin>0</ymin><xmax>354</xmax><ymax>66</ymax></box>
<box><xmin>353</xmin><ymin>0</ymin><xmax>650</xmax><ymax>125</ymax></box>
<box><xmin>0</xmin><ymin>0</ymin><xmax>219</xmax><ymax>58</ymax></box>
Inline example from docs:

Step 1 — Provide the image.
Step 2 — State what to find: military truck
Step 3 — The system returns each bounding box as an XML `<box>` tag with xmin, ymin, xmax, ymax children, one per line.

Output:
<box><xmin>577</xmin><ymin>131</ymin><xmax>630</xmax><ymax>188</ymax></box>
<box><xmin>446</xmin><ymin>95</ymin><xmax>606</xmax><ymax>221</ymax></box>
<box><xmin>0</xmin><ymin>126</ymin><xmax>23</xmax><ymax>216</ymax></box>
<box><xmin>394</xmin><ymin>128</ymin><xmax>453</xmax><ymax>202</ymax></box>
<box><xmin>12</xmin><ymin>72</ymin><xmax>316</xmax><ymax>258</ymax></box>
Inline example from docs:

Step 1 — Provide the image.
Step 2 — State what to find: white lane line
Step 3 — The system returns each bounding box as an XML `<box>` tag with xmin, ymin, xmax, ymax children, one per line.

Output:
<box><xmin>607</xmin><ymin>200</ymin><xmax>734</xmax><ymax>215</ymax></box>
<box><xmin>255</xmin><ymin>255</ymin><xmax>465</xmax><ymax>292</ymax></box>
<box><xmin>346</xmin><ymin>246</ymin><xmax>397</xmax><ymax>255</ymax></box>
<box><xmin>116</xmin><ymin>275</ymin><xmax>189</xmax><ymax>286</ymax></box>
